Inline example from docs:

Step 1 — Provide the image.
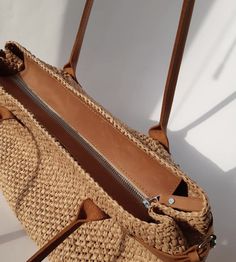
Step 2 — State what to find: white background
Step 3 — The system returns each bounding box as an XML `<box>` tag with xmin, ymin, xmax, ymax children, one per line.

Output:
<box><xmin>0</xmin><ymin>0</ymin><xmax>236</xmax><ymax>261</ymax></box>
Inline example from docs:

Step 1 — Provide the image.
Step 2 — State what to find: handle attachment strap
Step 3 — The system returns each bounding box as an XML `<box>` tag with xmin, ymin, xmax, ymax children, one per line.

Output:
<box><xmin>26</xmin><ymin>199</ymin><xmax>107</xmax><ymax>262</ymax></box>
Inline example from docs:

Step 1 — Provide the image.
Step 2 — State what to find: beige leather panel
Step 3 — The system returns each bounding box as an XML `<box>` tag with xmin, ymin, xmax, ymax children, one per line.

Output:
<box><xmin>20</xmin><ymin>55</ymin><xmax>181</xmax><ymax>198</ymax></box>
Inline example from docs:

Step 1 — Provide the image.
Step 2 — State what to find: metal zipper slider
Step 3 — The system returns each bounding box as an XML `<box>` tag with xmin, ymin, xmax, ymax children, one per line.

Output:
<box><xmin>143</xmin><ymin>195</ymin><xmax>160</xmax><ymax>208</ymax></box>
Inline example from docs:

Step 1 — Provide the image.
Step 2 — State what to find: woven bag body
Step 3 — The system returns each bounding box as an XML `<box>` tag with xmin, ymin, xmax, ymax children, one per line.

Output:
<box><xmin>0</xmin><ymin>42</ymin><xmax>213</xmax><ymax>262</ymax></box>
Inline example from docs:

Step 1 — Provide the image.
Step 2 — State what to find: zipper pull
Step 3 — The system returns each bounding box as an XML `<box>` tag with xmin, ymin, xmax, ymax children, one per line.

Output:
<box><xmin>143</xmin><ymin>195</ymin><xmax>160</xmax><ymax>208</ymax></box>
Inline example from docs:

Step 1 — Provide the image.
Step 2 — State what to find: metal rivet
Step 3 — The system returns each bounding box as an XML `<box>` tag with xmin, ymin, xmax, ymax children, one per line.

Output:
<box><xmin>168</xmin><ymin>197</ymin><xmax>175</xmax><ymax>205</ymax></box>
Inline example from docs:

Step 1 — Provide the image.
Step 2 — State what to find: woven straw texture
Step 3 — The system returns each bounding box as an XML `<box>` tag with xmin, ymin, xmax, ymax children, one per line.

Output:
<box><xmin>0</xmin><ymin>42</ymin><xmax>212</xmax><ymax>261</ymax></box>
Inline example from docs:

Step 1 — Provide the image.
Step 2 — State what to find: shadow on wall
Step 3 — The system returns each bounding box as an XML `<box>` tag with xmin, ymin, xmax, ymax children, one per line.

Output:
<box><xmin>57</xmin><ymin>1</ymin><xmax>236</xmax><ymax>262</ymax></box>
<box><xmin>58</xmin><ymin>0</ymin><xmax>214</xmax><ymax>132</ymax></box>
<box><xmin>0</xmin><ymin>230</ymin><xmax>26</xmax><ymax>245</ymax></box>
<box><xmin>169</xmin><ymin>135</ymin><xmax>235</xmax><ymax>262</ymax></box>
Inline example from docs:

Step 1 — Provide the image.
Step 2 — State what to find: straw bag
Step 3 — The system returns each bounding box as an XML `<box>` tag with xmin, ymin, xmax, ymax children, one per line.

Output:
<box><xmin>0</xmin><ymin>1</ymin><xmax>216</xmax><ymax>261</ymax></box>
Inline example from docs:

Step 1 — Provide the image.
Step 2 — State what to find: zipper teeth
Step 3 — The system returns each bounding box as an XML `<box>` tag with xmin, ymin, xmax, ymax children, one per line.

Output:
<box><xmin>11</xmin><ymin>75</ymin><xmax>147</xmax><ymax>207</ymax></box>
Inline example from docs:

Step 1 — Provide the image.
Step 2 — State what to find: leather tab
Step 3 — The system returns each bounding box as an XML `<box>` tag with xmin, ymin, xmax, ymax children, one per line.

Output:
<box><xmin>149</xmin><ymin>124</ymin><xmax>169</xmax><ymax>152</ymax></box>
<box><xmin>159</xmin><ymin>194</ymin><xmax>203</xmax><ymax>212</ymax></box>
<box><xmin>0</xmin><ymin>106</ymin><xmax>14</xmax><ymax>121</ymax></box>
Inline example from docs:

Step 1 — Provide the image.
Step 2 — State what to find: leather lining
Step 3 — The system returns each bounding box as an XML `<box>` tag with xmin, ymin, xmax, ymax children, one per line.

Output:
<box><xmin>19</xmin><ymin>54</ymin><xmax>182</xmax><ymax>199</ymax></box>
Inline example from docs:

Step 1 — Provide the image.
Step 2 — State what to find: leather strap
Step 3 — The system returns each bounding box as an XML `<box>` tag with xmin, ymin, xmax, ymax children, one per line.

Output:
<box><xmin>27</xmin><ymin>199</ymin><xmax>108</xmax><ymax>262</ymax></box>
<box><xmin>27</xmin><ymin>200</ymin><xmax>213</xmax><ymax>262</ymax></box>
<box><xmin>149</xmin><ymin>0</ymin><xmax>195</xmax><ymax>150</ymax></box>
<box><xmin>63</xmin><ymin>0</ymin><xmax>94</xmax><ymax>81</ymax></box>
<box><xmin>63</xmin><ymin>0</ymin><xmax>195</xmax><ymax>151</ymax></box>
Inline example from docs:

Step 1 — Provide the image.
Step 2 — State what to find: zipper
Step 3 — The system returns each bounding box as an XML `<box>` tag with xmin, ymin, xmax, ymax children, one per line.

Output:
<box><xmin>10</xmin><ymin>75</ymin><xmax>155</xmax><ymax>209</ymax></box>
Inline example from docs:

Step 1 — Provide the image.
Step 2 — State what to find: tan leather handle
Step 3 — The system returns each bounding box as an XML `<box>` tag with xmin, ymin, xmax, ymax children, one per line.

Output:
<box><xmin>27</xmin><ymin>199</ymin><xmax>107</xmax><ymax>262</ymax></box>
<box><xmin>63</xmin><ymin>0</ymin><xmax>94</xmax><ymax>81</ymax></box>
<box><xmin>27</xmin><ymin>199</ymin><xmax>213</xmax><ymax>262</ymax></box>
<box><xmin>27</xmin><ymin>220</ymin><xmax>88</xmax><ymax>262</ymax></box>
<box><xmin>149</xmin><ymin>0</ymin><xmax>195</xmax><ymax>150</ymax></box>
<box><xmin>63</xmin><ymin>0</ymin><xmax>195</xmax><ymax>150</ymax></box>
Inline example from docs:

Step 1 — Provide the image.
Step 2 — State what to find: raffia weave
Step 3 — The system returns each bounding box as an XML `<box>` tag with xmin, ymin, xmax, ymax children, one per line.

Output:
<box><xmin>0</xmin><ymin>42</ymin><xmax>212</xmax><ymax>261</ymax></box>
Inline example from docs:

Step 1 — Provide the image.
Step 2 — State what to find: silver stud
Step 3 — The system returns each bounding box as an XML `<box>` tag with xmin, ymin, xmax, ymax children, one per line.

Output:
<box><xmin>168</xmin><ymin>197</ymin><xmax>175</xmax><ymax>205</ymax></box>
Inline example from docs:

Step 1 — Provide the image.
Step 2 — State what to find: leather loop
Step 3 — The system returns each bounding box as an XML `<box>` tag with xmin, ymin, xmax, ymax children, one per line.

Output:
<box><xmin>0</xmin><ymin>106</ymin><xmax>15</xmax><ymax>121</ymax></box>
